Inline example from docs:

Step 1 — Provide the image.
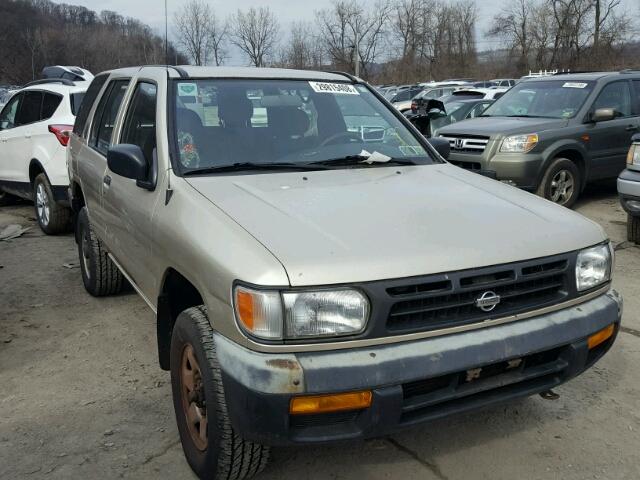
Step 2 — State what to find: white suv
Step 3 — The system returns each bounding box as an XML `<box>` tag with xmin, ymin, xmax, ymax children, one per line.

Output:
<box><xmin>0</xmin><ymin>77</ymin><xmax>89</xmax><ymax>233</ymax></box>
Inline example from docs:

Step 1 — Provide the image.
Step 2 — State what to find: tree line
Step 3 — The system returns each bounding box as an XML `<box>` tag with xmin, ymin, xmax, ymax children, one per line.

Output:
<box><xmin>175</xmin><ymin>0</ymin><xmax>638</xmax><ymax>83</ymax></box>
<box><xmin>0</xmin><ymin>0</ymin><xmax>186</xmax><ymax>84</ymax></box>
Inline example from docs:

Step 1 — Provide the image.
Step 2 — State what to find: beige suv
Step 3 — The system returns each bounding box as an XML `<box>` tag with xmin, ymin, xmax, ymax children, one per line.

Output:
<box><xmin>68</xmin><ymin>66</ymin><xmax>622</xmax><ymax>480</ymax></box>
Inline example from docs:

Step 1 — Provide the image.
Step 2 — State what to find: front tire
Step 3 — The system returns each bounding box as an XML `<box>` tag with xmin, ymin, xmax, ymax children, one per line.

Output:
<box><xmin>33</xmin><ymin>173</ymin><xmax>72</xmax><ymax>234</ymax></box>
<box><xmin>536</xmin><ymin>158</ymin><xmax>581</xmax><ymax>208</ymax></box>
<box><xmin>76</xmin><ymin>207</ymin><xmax>125</xmax><ymax>296</ymax></box>
<box><xmin>628</xmin><ymin>214</ymin><xmax>640</xmax><ymax>244</ymax></box>
<box><xmin>170</xmin><ymin>306</ymin><xmax>269</xmax><ymax>480</ymax></box>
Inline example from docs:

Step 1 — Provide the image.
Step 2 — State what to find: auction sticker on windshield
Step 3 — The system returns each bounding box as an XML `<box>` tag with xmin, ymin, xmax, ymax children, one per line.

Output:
<box><xmin>309</xmin><ymin>81</ymin><xmax>359</xmax><ymax>95</ymax></box>
<box><xmin>178</xmin><ymin>83</ymin><xmax>198</xmax><ymax>97</ymax></box>
<box><xmin>563</xmin><ymin>82</ymin><xmax>588</xmax><ymax>89</ymax></box>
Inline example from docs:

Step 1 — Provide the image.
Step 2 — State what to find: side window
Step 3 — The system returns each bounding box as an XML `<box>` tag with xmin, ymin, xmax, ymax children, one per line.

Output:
<box><xmin>0</xmin><ymin>93</ymin><xmax>22</xmax><ymax>130</ymax></box>
<box><xmin>42</xmin><ymin>93</ymin><xmax>62</xmax><ymax>120</ymax></box>
<box><xmin>73</xmin><ymin>74</ymin><xmax>108</xmax><ymax>136</ymax></box>
<box><xmin>15</xmin><ymin>91</ymin><xmax>43</xmax><ymax>126</ymax></box>
<box><xmin>633</xmin><ymin>80</ymin><xmax>640</xmax><ymax>113</ymax></box>
<box><xmin>121</xmin><ymin>82</ymin><xmax>157</xmax><ymax>165</ymax></box>
<box><xmin>90</xmin><ymin>80</ymin><xmax>130</xmax><ymax>156</ymax></box>
<box><xmin>593</xmin><ymin>81</ymin><xmax>632</xmax><ymax>118</ymax></box>
<box><xmin>468</xmin><ymin>102</ymin><xmax>490</xmax><ymax>119</ymax></box>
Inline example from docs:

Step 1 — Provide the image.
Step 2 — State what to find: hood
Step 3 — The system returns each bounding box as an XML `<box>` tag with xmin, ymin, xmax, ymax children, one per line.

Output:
<box><xmin>437</xmin><ymin>116</ymin><xmax>568</xmax><ymax>138</ymax></box>
<box><xmin>186</xmin><ymin>164</ymin><xmax>605</xmax><ymax>287</ymax></box>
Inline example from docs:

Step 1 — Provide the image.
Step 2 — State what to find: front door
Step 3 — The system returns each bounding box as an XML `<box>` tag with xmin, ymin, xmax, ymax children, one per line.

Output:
<box><xmin>102</xmin><ymin>81</ymin><xmax>161</xmax><ymax>297</ymax></box>
<box><xmin>585</xmin><ymin>80</ymin><xmax>639</xmax><ymax>180</ymax></box>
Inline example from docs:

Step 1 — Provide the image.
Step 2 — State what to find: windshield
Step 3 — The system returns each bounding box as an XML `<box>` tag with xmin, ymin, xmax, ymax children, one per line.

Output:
<box><xmin>172</xmin><ymin>79</ymin><xmax>433</xmax><ymax>172</ymax></box>
<box><xmin>430</xmin><ymin>102</ymin><xmax>472</xmax><ymax>131</ymax></box>
<box><xmin>481</xmin><ymin>80</ymin><xmax>595</xmax><ymax>119</ymax></box>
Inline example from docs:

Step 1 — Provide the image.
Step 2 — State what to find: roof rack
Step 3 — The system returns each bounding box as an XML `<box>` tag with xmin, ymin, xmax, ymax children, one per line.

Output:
<box><xmin>24</xmin><ymin>78</ymin><xmax>75</xmax><ymax>88</ymax></box>
<box><xmin>553</xmin><ymin>70</ymin><xmax>596</xmax><ymax>75</ymax></box>
<box><xmin>329</xmin><ymin>71</ymin><xmax>360</xmax><ymax>83</ymax></box>
<box><xmin>140</xmin><ymin>65</ymin><xmax>188</xmax><ymax>78</ymax></box>
<box><xmin>620</xmin><ymin>69</ymin><xmax>640</xmax><ymax>74</ymax></box>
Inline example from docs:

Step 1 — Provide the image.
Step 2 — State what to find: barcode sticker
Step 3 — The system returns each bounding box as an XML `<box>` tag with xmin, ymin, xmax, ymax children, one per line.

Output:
<box><xmin>309</xmin><ymin>81</ymin><xmax>359</xmax><ymax>95</ymax></box>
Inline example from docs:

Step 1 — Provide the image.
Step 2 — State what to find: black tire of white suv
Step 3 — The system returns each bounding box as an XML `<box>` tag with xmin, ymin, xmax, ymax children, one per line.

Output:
<box><xmin>536</xmin><ymin>157</ymin><xmax>581</xmax><ymax>208</ymax></box>
<box><xmin>628</xmin><ymin>214</ymin><xmax>640</xmax><ymax>244</ymax></box>
<box><xmin>170</xmin><ymin>306</ymin><xmax>269</xmax><ymax>480</ymax></box>
<box><xmin>33</xmin><ymin>173</ymin><xmax>72</xmax><ymax>234</ymax></box>
<box><xmin>76</xmin><ymin>206</ymin><xmax>125</xmax><ymax>296</ymax></box>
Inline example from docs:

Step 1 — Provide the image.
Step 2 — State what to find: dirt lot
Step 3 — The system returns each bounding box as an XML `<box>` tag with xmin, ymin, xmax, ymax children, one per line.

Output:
<box><xmin>1</xmin><ymin>183</ymin><xmax>639</xmax><ymax>480</ymax></box>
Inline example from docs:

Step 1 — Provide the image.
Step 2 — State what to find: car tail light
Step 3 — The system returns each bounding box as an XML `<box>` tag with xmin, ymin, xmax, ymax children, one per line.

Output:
<box><xmin>48</xmin><ymin>124</ymin><xmax>74</xmax><ymax>147</ymax></box>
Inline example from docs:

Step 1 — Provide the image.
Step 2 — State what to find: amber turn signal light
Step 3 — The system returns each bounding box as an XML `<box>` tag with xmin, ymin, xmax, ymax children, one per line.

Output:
<box><xmin>290</xmin><ymin>391</ymin><xmax>373</xmax><ymax>415</ymax></box>
<box><xmin>588</xmin><ymin>324</ymin><xmax>615</xmax><ymax>350</ymax></box>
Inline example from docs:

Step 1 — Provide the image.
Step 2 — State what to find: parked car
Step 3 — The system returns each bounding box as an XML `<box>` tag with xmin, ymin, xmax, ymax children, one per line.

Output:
<box><xmin>471</xmin><ymin>80</ymin><xmax>498</xmax><ymax>88</ymax></box>
<box><xmin>408</xmin><ymin>98</ymin><xmax>494</xmax><ymax>137</ymax></box>
<box><xmin>0</xmin><ymin>75</ymin><xmax>89</xmax><ymax>233</ymax></box>
<box><xmin>68</xmin><ymin>66</ymin><xmax>621</xmax><ymax>480</ymax></box>
<box><xmin>410</xmin><ymin>85</ymin><xmax>460</xmax><ymax>113</ymax></box>
<box><xmin>618</xmin><ymin>133</ymin><xmax>640</xmax><ymax>243</ymax></box>
<box><xmin>437</xmin><ymin>71</ymin><xmax>640</xmax><ymax>208</ymax></box>
<box><xmin>390</xmin><ymin>85</ymin><xmax>425</xmax><ymax>112</ymax></box>
<box><xmin>442</xmin><ymin>87</ymin><xmax>509</xmax><ymax>102</ymax></box>
<box><xmin>491</xmin><ymin>78</ymin><xmax>517</xmax><ymax>88</ymax></box>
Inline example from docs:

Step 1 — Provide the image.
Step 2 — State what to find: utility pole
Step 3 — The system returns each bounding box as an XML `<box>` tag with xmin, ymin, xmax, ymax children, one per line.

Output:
<box><xmin>354</xmin><ymin>30</ymin><xmax>360</xmax><ymax>77</ymax></box>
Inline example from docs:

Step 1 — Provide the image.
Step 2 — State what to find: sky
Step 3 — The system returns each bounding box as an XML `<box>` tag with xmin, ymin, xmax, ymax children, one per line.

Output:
<box><xmin>50</xmin><ymin>0</ymin><xmax>634</xmax><ymax>66</ymax></box>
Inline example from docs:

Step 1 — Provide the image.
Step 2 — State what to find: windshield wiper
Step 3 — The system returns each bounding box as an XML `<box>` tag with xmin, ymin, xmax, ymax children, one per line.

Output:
<box><xmin>504</xmin><ymin>114</ymin><xmax>554</xmax><ymax>118</ymax></box>
<box><xmin>183</xmin><ymin>162</ymin><xmax>329</xmax><ymax>176</ymax></box>
<box><xmin>307</xmin><ymin>155</ymin><xmax>417</xmax><ymax>167</ymax></box>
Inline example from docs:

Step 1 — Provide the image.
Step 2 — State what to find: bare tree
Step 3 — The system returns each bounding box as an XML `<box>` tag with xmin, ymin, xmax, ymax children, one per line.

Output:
<box><xmin>174</xmin><ymin>0</ymin><xmax>214</xmax><ymax>66</ymax></box>
<box><xmin>231</xmin><ymin>7</ymin><xmax>280</xmax><ymax>67</ymax></box>
<box><xmin>209</xmin><ymin>16</ymin><xmax>229</xmax><ymax>66</ymax></box>
<box><xmin>316</xmin><ymin>0</ymin><xmax>391</xmax><ymax>78</ymax></box>
<box><xmin>279</xmin><ymin>21</ymin><xmax>324</xmax><ymax>69</ymax></box>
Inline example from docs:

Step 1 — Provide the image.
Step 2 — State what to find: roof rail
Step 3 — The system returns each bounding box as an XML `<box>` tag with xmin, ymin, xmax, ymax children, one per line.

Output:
<box><xmin>139</xmin><ymin>65</ymin><xmax>188</xmax><ymax>78</ymax></box>
<box><xmin>620</xmin><ymin>69</ymin><xmax>640</xmax><ymax>74</ymax></box>
<box><xmin>553</xmin><ymin>70</ymin><xmax>596</xmax><ymax>75</ymax></box>
<box><xmin>24</xmin><ymin>78</ymin><xmax>75</xmax><ymax>88</ymax></box>
<box><xmin>329</xmin><ymin>71</ymin><xmax>360</xmax><ymax>83</ymax></box>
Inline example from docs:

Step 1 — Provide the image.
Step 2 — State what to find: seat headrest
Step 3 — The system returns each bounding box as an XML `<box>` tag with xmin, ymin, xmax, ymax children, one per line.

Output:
<box><xmin>268</xmin><ymin>107</ymin><xmax>310</xmax><ymax>138</ymax></box>
<box><xmin>218</xmin><ymin>89</ymin><xmax>253</xmax><ymax>128</ymax></box>
<box><xmin>176</xmin><ymin>108</ymin><xmax>203</xmax><ymax>133</ymax></box>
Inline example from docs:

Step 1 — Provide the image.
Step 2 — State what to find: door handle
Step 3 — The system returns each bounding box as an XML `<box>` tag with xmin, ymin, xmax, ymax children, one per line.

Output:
<box><xmin>103</xmin><ymin>175</ymin><xmax>112</xmax><ymax>186</ymax></box>
<box><xmin>626</xmin><ymin>125</ymin><xmax>639</xmax><ymax>131</ymax></box>
<box><xmin>24</xmin><ymin>134</ymin><xmax>31</xmax><ymax>138</ymax></box>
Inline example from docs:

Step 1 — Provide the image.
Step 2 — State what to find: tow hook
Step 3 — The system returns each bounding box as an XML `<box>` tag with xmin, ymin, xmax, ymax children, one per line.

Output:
<box><xmin>539</xmin><ymin>389</ymin><xmax>560</xmax><ymax>400</ymax></box>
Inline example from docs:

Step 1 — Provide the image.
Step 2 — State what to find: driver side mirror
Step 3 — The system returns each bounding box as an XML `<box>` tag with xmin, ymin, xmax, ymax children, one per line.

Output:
<box><xmin>591</xmin><ymin>108</ymin><xmax>616</xmax><ymax>123</ymax></box>
<box><xmin>427</xmin><ymin>108</ymin><xmax>446</xmax><ymax>119</ymax></box>
<box><xmin>428</xmin><ymin>137</ymin><xmax>450</xmax><ymax>160</ymax></box>
<box><xmin>107</xmin><ymin>144</ymin><xmax>151</xmax><ymax>189</ymax></box>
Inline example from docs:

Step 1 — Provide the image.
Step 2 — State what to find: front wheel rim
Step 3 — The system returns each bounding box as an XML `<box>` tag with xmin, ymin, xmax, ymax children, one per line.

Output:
<box><xmin>36</xmin><ymin>183</ymin><xmax>50</xmax><ymax>226</ymax></box>
<box><xmin>180</xmin><ymin>344</ymin><xmax>208</xmax><ymax>451</ymax></box>
<box><xmin>81</xmin><ymin>225</ymin><xmax>92</xmax><ymax>280</ymax></box>
<box><xmin>549</xmin><ymin>169</ymin><xmax>575</xmax><ymax>205</ymax></box>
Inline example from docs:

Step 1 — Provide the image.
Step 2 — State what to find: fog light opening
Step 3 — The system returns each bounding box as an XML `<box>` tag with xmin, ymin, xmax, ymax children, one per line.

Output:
<box><xmin>588</xmin><ymin>324</ymin><xmax>615</xmax><ymax>350</ymax></box>
<box><xmin>289</xmin><ymin>391</ymin><xmax>372</xmax><ymax>415</ymax></box>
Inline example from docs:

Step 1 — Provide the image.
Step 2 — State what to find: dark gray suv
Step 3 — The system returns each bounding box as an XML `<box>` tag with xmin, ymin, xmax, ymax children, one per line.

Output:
<box><xmin>437</xmin><ymin>72</ymin><xmax>640</xmax><ymax>207</ymax></box>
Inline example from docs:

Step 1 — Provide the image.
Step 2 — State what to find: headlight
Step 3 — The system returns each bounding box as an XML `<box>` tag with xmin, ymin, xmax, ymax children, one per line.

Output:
<box><xmin>576</xmin><ymin>243</ymin><xmax>612</xmax><ymax>292</ymax></box>
<box><xmin>500</xmin><ymin>134</ymin><xmax>538</xmax><ymax>153</ymax></box>
<box><xmin>627</xmin><ymin>143</ymin><xmax>640</xmax><ymax>166</ymax></box>
<box><xmin>234</xmin><ymin>286</ymin><xmax>369</xmax><ymax>340</ymax></box>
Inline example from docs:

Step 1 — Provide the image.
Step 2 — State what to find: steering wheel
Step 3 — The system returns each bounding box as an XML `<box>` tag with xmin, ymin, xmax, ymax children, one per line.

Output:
<box><xmin>319</xmin><ymin>131</ymin><xmax>362</xmax><ymax>147</ymax></box>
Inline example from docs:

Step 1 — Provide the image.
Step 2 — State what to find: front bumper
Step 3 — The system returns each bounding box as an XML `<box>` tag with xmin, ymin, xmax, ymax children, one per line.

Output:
<box><xmin>618</xmin><ymin>169</ymin><xmax>640</xmax><ymax>215</ymax></box>
<box><xmin>448</xmin><ymin>149</ymin><xmax>543</xmax><ymax>190</ymax></box>
<box><xmin>215</xmin><ymin>290</ymin><xmax>622</xmax><ymax>446</ymax></box>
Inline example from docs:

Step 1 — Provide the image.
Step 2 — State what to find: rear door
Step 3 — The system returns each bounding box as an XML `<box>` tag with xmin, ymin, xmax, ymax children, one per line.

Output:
<box><xmin>0</xmin><ymin>92</ymin><xmax>25</xmax><ymax>187</ymax></box>
<box><xmin>586</xmin><ymin>80</ymin><xmax>639</xmax><ymax>179</ymax></box>
<box><xmin>102</xmin><ymin>81</ymin><xmax>160</xmax><ymax>295</ymax></box>
<box><xmin>77</xmin><ymin>78</ymin><xmax>130</xmax><ymax>239</ymax></box>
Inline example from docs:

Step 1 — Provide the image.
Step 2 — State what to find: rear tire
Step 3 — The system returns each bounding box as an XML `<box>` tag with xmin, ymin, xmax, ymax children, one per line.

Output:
<box><xmin>170</xmin><ymin>306</ymin><xmax>269</xmax><ymax>480</ymax></box>
<box><xmin>33</xmin><ymin>173</ymin><xmax>72</xmax><ymax>234</ymax></box>
<box><xmin>628</xmin><ymin>214</ymin><xmax>640</xmax><ymax>244</ymax></box>
<box><xmin>76</xmin><ymin>207</ymin><xmax>125</xmax><ymax>296</ymax></box>
<box><xmin>536</xmin><ymin>158</ymin><xmax>581</xmax><ymax>208</ymax></box>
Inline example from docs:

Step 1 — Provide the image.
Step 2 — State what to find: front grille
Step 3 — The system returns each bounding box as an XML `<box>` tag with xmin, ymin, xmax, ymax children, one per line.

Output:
<box><xmin>441</xmin><ymin>135</ymin><xmax>489</xmax><ymax>153</ymax></box>
<box><xmin>399</xmin><ymin>345</ymin><xmax>568</xmax><ymax>424</ymax></box>
<box><xmin>384</xmin><ymin>255</ymin><xmax>571</xmax><ymax>334</ymax></box>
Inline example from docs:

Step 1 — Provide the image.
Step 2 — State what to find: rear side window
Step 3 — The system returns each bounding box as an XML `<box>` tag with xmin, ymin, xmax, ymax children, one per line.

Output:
<box><xmin>90</xmin><ymin>80</ymin><xmax>130</xmax><ymax>156</ymax></box>
<box><xmin>73</xmin><ymin>74</ymin><xmax>108</xmax><ymax>136</ymax></box>
<box><xmin>70</xmin><ymin>93</ymin><xmax>85</xmax><ymax>116</ymax></box>
<box><xmin>42</xmin><ymin>93</ymin><xmax>62</xmax><ymax>120</ymax></box>
<box><xmin>121</xmin><ymin>82</ymin><xmax>157</xmax><ymax>165</ymax></box>
<box><xmin>16</xmin><ymin>91</ymin><xmax>42</xmax><ymax>126</ymax></box>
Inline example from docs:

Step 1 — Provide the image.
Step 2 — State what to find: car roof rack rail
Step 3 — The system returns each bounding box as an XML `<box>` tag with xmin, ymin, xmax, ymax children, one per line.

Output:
<box><xmin>24</xmin><ymin>78</ymin><xmax>76</xmax><ymax>88</ymax></box>
<box><xmin>329</xmin><ymin>71</ymin><xmax>360</xmax><ymax>83</ymax></box>
<box><xmin>140</xmin><ymin>65</ymin><xmax>189</xmax><ymax>78</ymax></box>
<box><xmin>620</xmin><ymin>69</ymin><xmax>640</xmax><ymax>74</ymax></box>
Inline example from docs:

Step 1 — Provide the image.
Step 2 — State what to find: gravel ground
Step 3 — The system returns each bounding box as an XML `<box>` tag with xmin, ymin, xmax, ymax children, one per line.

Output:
<box><xmin>1</xmin><ymin>182</ymin><xmax>639</xmax><ymax>480</ymax></box>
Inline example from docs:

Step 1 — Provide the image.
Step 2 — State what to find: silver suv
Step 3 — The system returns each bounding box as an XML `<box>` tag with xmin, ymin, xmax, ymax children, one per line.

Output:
<box><xmin>68</xmin><ymin>66</ymin><xmax>622</xmax><ymax>480</ymax></box>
